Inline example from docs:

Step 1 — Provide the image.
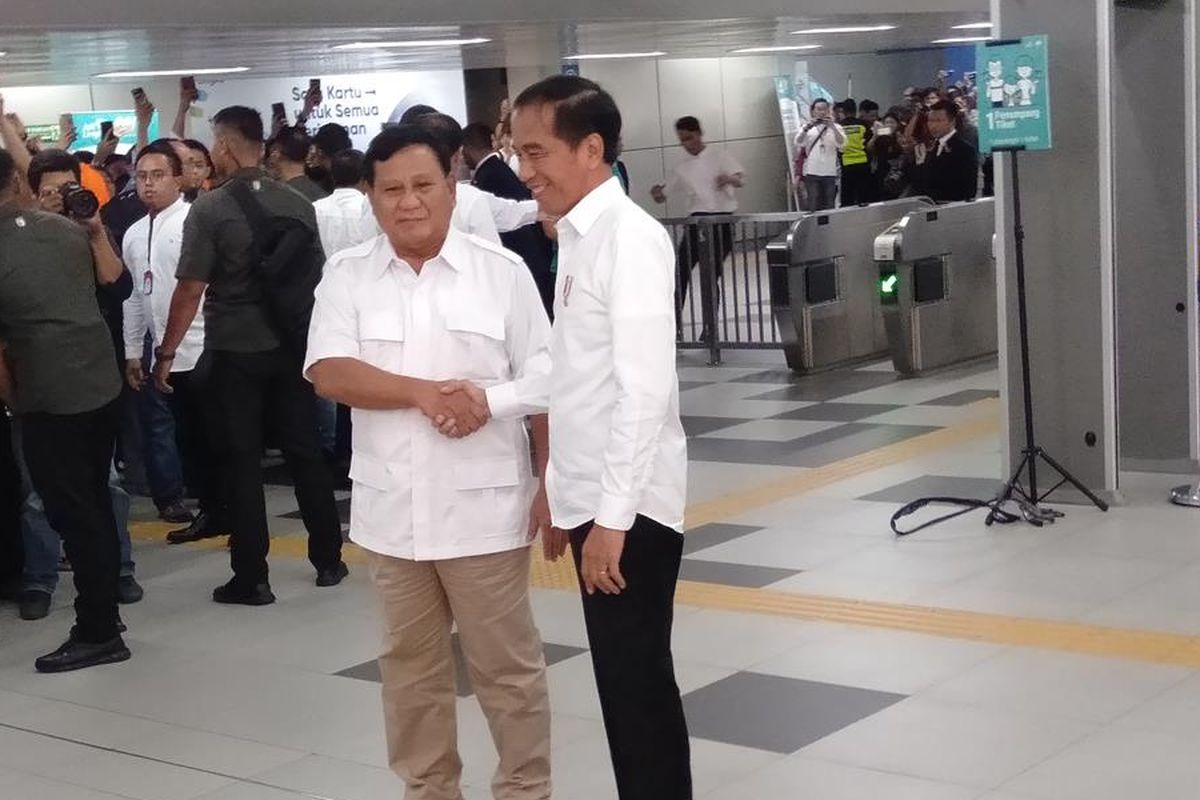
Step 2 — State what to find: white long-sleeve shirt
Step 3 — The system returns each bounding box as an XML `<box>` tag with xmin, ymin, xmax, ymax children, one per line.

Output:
<box><xmin>353</xmin><ymin>184</ymin><xmax>540</xmax><ymax>248</ymax></box>
<box><xmin>303</xmin><ymin>228</ymin><xmax>552</xmax><ymax>560</ymax></box>
<box><xmin>122</xmin><ymin>197</ymin><xmax>205</xmax><ymax>372</ymax></box>
<box><xmin>314</xmin><ymin>187</ymin><xmax>378</xmax><ymax>260</ymax></box>
<box><xmin>547</xmin><ymin>177</ymin><xmax>687</xmax><ymax>532</ymax></box>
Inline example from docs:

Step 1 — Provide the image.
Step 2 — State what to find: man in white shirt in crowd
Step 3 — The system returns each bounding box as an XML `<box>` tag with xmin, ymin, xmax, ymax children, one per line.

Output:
<box><xmin>305</xmin><ymin>125</ymin><xmax>555</xmax><ymax>800</ymax></box>
<box><xmin>513</xmin><ymin>75</ymin><xmax>692</xmax><ymax>799</ymax></box>
<box><xmin>312</xmin><ymin>148</ymin><xmax>373</xmax><ymax>259</ymax></box>
<box><xmin>121</xmin><ymin>141</ymin><xmax>224</xmax><ymax>545</ymax></box>
<box><xmin>651</xmin><ymin>116</ymin><xmax>743</xmax><ymax>343</ymax></box>
<box><xmin>797</xmin><ymin>98</ymin><xmax>846</xmax><ymax>212</ymax></box>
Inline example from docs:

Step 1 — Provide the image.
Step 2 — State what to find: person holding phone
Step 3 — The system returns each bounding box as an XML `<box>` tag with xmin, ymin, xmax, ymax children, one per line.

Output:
<box><xmin>796</xmin><ymin>98</ymin><xmax>846</xmax><ymax>212</ymax></box>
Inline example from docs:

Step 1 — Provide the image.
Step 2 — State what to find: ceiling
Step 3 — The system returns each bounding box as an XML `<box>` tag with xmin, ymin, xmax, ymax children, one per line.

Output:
<box><xmin>0</xmin><ymin>13</ymin><xmax>993</xmax><ymax>87</ymax></box>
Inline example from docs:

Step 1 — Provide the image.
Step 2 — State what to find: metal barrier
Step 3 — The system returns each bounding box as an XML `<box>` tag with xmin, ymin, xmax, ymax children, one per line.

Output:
<box><xmin>764</xmin><ymin>198</ymin><xmax>935</xmax><ymax>374</ymax></box>
<box><xmin>874</xmin><ymin>199</ymin><xmax>998</xmax><ymax>376</ymax></box>
<box><xmin>664</xmin><ymin>212</ymin><xmax>803</xmax><ymax>365</ymax></box>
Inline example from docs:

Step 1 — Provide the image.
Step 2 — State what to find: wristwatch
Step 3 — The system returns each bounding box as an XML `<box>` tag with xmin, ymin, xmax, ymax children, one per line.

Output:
<box><xmin>154</xmin><ymin>346</ymin><xmax>176</xmax><ymax>361</ymax></box>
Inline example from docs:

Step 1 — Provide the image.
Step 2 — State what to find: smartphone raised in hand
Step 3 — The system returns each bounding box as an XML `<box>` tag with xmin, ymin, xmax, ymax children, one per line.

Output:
<box><xmin>100</xmin><ymin>120</ymin><xmax>114</xmax><ymax>141</ymax></box>
<box><xmin>131</xmin><ymin>87</ymin><xmax>147</xmax><ymax>104</ymax></box>
<box><xmin>181</xmin><ymin>76</ymin><xmax>197</xmax><ymax>94</ymax></box>
<box><xmin>272</xmin><ymin>102</ymin><xmax>287</xmax><ymax>124</ymax></box>
<box><xmin>309</xmin><ymin>78</ymin><xmax>321</xmax><ymax>94</ymax></box>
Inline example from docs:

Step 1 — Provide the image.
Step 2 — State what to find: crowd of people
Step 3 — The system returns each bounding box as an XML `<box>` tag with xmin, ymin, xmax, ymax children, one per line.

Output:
<box><xmin>0</xmin><ymin>74</ymin><xmax>694</xmax><ymax>800</ymax></box>
<box><xmin>794</xmin><ymin>77</ymin><xmax>992</xmax><ymax>211</ymax></box>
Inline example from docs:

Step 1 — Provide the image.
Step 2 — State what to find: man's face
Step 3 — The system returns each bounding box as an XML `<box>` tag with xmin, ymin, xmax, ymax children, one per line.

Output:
<box><xmin>925</xmin><ymin>92</ymin><xmax>941</xmax><ymax>109</ymax></box>
<box><xmin>676</xmin><ymin>128</ymin><xmax>704</xmax><ymax>156</ymax></box>
<box><xmin>174</xmin><ymin>143</ymin><xmax>209</xmax><ymax>192</ymax></box>
<box><xmin>135</xmin><ymin>153</ymin><xmax>182</xmax><ymax>212</ymax></box>
<box><xmin>512</xmin><ymin>102</ymin><xmax>604</xmax><ymax>218</ymax></box>
<box><xmin>812</xmin><ymin>102</ymin><xmax>831</xmax><ymax>120</ymax></box>
<box><xmin>264</xmin><ymin>145</ymin><xmax>284</xmax><ymax>179</ymax></box>
<box><xmin>368</xmin><ymin>144</ymin><xmax>455</xmax><ymax>257</ymax></box>
<box><xmin>862</xmin><ymin>109</ymin><xmax>879</xmax><ymax>125</ymax></box>
<box><xmin>927</xmin><ymin>109</ymin><xmax>954</xmax><ymax>140</ymax></box>
<box><xmin>35</xmin><ymin>169</ymin><xmax>77</xmax><ymax>214</ymax></box>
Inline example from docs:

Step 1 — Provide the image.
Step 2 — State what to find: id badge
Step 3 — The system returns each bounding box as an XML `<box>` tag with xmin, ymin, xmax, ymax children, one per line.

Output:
<box><xmin>142</xmin><ymin>270</ymin><xmax>153</xmax><ymax>296</ymax></box>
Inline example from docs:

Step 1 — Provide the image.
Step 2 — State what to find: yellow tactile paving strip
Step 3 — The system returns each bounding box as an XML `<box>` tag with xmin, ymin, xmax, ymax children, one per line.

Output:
<box><xmin>127</xmin><ymin>397</ymin><xmax>1200</xmax><ymax>667</ymax></box>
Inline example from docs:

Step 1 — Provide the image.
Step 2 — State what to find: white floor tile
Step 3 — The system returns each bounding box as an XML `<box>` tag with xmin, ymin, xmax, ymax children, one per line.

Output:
<box><xmin>670</xmin><ymin>609</ymin><xmax>827</xmax><ymax>670</ymax></box>
<box><xmin>686</xmin><ymin>526</ymin><xmax>877</xmax><ymax>570</ymax></box>
<box><xmin>689</xmin><ymin>738</ymin><xmax>783</xmax><ymax>797</ymax></box>
<box><xmin>700</xmin><ymin>419</ymin><xmax>846</xmax><ymax>442</ymax></box>
<box><xmin>250</xmin><ymin>754</ymin><xmax>399</xmax><ymax>800</ymax></box>
<box><xmin>63</xmin><ymin>749</ymin><xmax>235</xmax><ymax>800</ymax></box>
<box><xmin>704</xmin><ymin>755</ymin><xmax>980</xmax><ymax>800</ymax></box>
<box><xmin>1</xmin><ymin>770</ymin><xmax>136</xmax><ymax>800</ymax></box>
<box><xmin>0</xmin><ymin>698</ymin><xmax>174</xmax><ymax>750</ymax></box>
<box><xmin>1111</xmin><ymin>672</ymin><xmax>1200</xmax><ymax>738</ymax></box>
<box><xmin>121</xmin><ymin>726</ymin><xmax>307</xmax><ymax>780</ymax></box>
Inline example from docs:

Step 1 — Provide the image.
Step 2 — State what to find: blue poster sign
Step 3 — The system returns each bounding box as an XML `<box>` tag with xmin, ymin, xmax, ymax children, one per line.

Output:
<box><xmin>976</xmin><ymin>35</ymin><xmax>1052</xmax><ymax>153</ymax></box>
<box><xmin>68</xmin><ymin>110</ymin><xmax>159</xmax><ymax>153</ymax></box>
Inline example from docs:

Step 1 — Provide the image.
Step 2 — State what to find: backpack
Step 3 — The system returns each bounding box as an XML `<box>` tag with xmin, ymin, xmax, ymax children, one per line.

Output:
<box><xmin>229</xmin><ymin>180</ymin><xmax>324</xmax><ymax>360</ymax></box>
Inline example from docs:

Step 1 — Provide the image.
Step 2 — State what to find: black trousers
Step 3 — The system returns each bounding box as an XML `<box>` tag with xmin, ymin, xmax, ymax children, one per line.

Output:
<box><xmin>676</xmin><ymin>213</ymin><xmax>735</xmax><ymax>337</ymax></box>
<box><xmin>0</xmin><ymin>413</ymin><xmax>23</xmax><ymax>588</ymax></box>
<box><xmin>570</xmin><ymin>516</ymin><xmax>692</xmax><ymax>800</ymax></box>
<box><xmin>205</xmin><ymin>348</ymin><xmax>342</xmax><ymax>586</ymax></box>
<box><xmin>169</xmin><ymin>367</ymin><xmax>224</xmax><ymax>521</ymax></box>
<box><xmin>21</xmin><ymin>399</ymin><xmax>122</xmax><ymax>642</ymax></box>
<box><xmin>840</xmin><ymin>163</ymin><xmax>874</xmax><ymax>206</ymax></box>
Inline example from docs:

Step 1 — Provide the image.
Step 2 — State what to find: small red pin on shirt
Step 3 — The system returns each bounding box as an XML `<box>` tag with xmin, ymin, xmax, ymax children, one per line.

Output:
<box><xmin>563</xmin><ymin>275</ymin><xmax>575</xmax><ymax>307</ymax></box>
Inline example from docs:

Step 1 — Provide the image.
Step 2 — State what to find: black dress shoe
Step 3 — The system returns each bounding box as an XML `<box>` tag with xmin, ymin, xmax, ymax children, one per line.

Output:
<box><xmin>35</xmin><ymin>636</ymin><xmax>130</xmax><ymax>673</ymax></box>
<box><xmin>166</xmin><ymin>513</ymin><xmax>225</xmax><ymax>545</ymax></box>
<box><xmin>117</xmin><ymin>575</ymin><xmax>144</xmax><ymax>604</ymax></box>
<box><xmin>158</xmin><ymin>500</ymin><xmax>195</xmax><ymax>525</ymax></box>
<box><xmin>315</xmin><ymin>562</ymin><xmax>349</xmax><ymax>587</ymax></box>
<box><xmin>19</xmin><ymin>590</ymin><xmax>51</xmax><ymax>621</ymax></box>
<box><xmin>212</xmin><ymin>580</ymin><xmax>275</xmax><ymax>606</ymax></box>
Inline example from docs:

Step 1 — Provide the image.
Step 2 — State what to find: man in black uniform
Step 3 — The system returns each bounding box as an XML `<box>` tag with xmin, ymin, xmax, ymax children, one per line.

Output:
<box><xmin>154</xmin><ymin>106</ymin><xmax>347</xmax><ymax>606</ymax></box>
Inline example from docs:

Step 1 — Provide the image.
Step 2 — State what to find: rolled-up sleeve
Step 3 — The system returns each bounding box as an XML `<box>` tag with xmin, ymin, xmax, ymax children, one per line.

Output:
<box><xmin>594</xmin><ymin>222</ymin><xmax>677</xmax><ymax>531</ymax></box>
<box><xmin>303</xmin><ymin>260</ymin><xmax>360</xmax><ymax>380</ymax></box>
<box><xmin>486</xmin><ymin>263</ymin><xmax>552</xmax><ymax>420</ymax></box>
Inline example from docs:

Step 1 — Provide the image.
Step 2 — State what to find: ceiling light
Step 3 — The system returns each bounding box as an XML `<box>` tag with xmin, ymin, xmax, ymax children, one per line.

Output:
<box><xmin>563</xmin><ymin>51</ymin><xmax>667</xmax><ymax>60</ymax></box>
<box><xmin>792</xmin><ymin>25</ymin><xmax>897</xmax><ymax>35</ymax></box>
<box><xmin>0</xmin><ymin>52</ymin><xmax>6</xmax><ymax>57</ymax></box>
<box><xmin>731</xmin><ymin>45</ymin><xmax>823</xmax><ymax>54</ymax></box>
<box><xmin>932</xmin><ymin>36</ymin><xmax>994</xmax><ymax>44</ymax></box>
<box><xmin>953</xmin><ymin>22</ymin><xmax>994</xmax><ymax>30</ymax></box>
<box><xmin>93</xmin><ymin>67</ymin><xmax>249</xmax><ymax>78</ymax></box>
<box><xmin>333</xmin><ymin>38</ymin><xmax>491</xmax><ymax>50</ymax></box>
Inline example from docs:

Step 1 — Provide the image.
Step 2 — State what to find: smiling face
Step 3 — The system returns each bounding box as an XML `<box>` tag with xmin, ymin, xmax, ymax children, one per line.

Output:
<box><xmin>511</xmin><ymin>101</ymin><xmax>607</xmax><ymax>218</ymax></box>
<box><xmin>367</xmin><ymin>143</ymin><xmax>455</xmax><ymax>262</ymax></box>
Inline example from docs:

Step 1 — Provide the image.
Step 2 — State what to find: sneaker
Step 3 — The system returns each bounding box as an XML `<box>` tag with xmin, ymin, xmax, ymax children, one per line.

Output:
<box><xmin>158</xmin><ymin>500</ymin><xmax>195</xmax><ymax>525</ymax></box>
<box><xmin>212</xmin><ymin>580</ymin><xmax>275</xmax><ymax>606</ymax></box>
<box><xmin>117</xmin><ymin>576</ymin><xmax>144</xmax><ymax>604</ymax></box>
<box><xmin>18</xmin><ymin>590</ymin><xmax>51</xmax><ymax>621</ymax></box>
<box><xmin>315</xmin><ymin>562</ymin><xmax>349</xmax><ymax>588</ymax></box>
<box><xmin>35</xmin><ymin>636</ymin><xmax>130</xmax><ymax>673</ymax></box>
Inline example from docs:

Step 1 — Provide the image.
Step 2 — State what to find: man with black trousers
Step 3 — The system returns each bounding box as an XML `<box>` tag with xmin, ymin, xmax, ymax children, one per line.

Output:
<box><xmin>513</xmin><ymin>76</ymin><xmax>692</xmax><ymax>799</ymax></box>
<box><xmin>462</xmin><ymin>121</ymin><xmax>556</xmax><ymax>318</ymax></box>
<box><xmin>914</xmin><ymin>100</ymin><xmax>979</xmax><ymax>203</ymax></box>
<box><xmin>154</xmin><ymin>106</ymin><xmax>347</xmax><ymax>605</ymax></box>
<box><xmin>0</xmin><ymin>147</ymin><xmax>131</xmax><ymax>672</ymax></box>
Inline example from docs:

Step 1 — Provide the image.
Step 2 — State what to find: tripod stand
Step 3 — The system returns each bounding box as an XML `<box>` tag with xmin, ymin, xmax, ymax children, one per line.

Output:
<box><xmin>987</xmin><ymin>147</ymin><xmax>1109</xmax><ymax>524</ymax></box>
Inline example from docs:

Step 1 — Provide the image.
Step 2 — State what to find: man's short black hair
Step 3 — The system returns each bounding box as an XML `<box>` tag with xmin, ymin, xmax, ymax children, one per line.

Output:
<box><xmin>462</xmin><ymin>122</ymin><xmax>494</xmax><ymax>153</ymax></box>
<box><xmin>212</xmin><ymin>105</ymin><xmax>264</xmax><ymax>144</ymax></box>
<box><xmin>267</xmin><ymin>125</ymin><xmax>312</xmax><ymax>163</ymax></box>
<box><xmin>28</xmin><ymin>149</ymin><xmax>81</xmax><ymax>193</ymax></box>
<box><xmin>413</xmin><ymin>113</ymin><xmax>464</xmax><ymax>161</ymax></box>
<box><xmin>363</xmin><ymin>125</ymin><xmax>452</xmax><ymax>184</ymax></box>
<box><xmin>0</xmin><ymin>148</ymin><xmax>16</xmax><ymax>195</ymax></box>
<box><xmin>675</xmin><ymin>115</ymin><xmax>702</xmax><ymax>134</ymax></box>
<box><xmin>929</xmin><ymin>100</ymin><xmax>961</xmax><ymax>123</ymax></box>
<box><xmin>330</xmin><ymin>149</ymin><xmax>365</xmax><ymax>188</ymax></box>
<box><xmin>75</xmin><ymin>151</ymin><xmax>95</xmax><ymax>164</ymax></box>
<box><xmin>841</xmin><ymin>99</ymin><xmax>858</xmax><ymax>115</ymax></box>
<box><xmin>136</xmin><ymin>140</ymin><xmax>184</xmax><ymax>176</ymax></box>
<box><xmin>313</xmin><ymin>123</ymin><xmax>353</xmax><ymax>157</ymax></box>
<box><xmin>399</xmin><ymin>104</ymin><xmax>439</xmax><ymax>124</ymax></box>
<box><xmin>514</xmin><ymin>75</ymin><xmax>622</xmax><ymax>165</ymax></box>
<box><xmin>860</xmin><ymin>99</ymin><xmax>879</xmax><ymax>114</ymax></box>
<box><xmin>180</xmin><ymin>139</ymin><xmax>214</xmax><ymax>170</ymax></box>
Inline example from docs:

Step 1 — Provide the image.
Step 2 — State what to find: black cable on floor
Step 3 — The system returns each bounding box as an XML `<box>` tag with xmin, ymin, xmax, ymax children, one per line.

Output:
<box><xmin>890</xmin><ymin>495</ymin><xmax>1064</xmax><ymax>537</ymax></box>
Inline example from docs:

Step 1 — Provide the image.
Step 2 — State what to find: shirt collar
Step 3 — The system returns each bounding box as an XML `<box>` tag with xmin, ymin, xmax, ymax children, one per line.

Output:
<box><xmin>374</xmin><ymin>224</ymin><xmax>467</xmax><ymax>279</ymax></box>
<box><xmin>330</xmin><ymin>187</ymin><xmax>361</xmax><ymax>199</ymax></box>
<box><xmin>938</xmin><ymin>129</ymin><xmax>958</xmax><ymax>149</ymax></box>
<box><xmin>560</xmin><ymin>176</ymin><xmax>624</xmax><ymax>238</ymax></box>
<box><xmin>477</xmin><ymin>152</ymin><xmax>501</xmax><ymax>170</ymax></box>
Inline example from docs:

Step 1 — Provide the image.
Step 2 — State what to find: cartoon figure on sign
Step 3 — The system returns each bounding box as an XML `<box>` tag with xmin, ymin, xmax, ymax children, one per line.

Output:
<box><xmin>987</xmin><ymin>59</ymin><xmax>1006</xmax><ymax>108</ymax></box>
<box><xmin>1015</xmin><ymin>55</ymin><xmax>1038</xmax><ymax>107</ymax></box>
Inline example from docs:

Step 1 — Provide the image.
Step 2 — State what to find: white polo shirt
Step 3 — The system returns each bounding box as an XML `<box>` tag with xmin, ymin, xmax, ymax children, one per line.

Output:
<box><xmin>304</xmin><ymin>228</ymin><xmax>552</xmax><ymax>560</ymax></box>
<box><xmin>548</xmin><ymin>177</ymin><xmax>688</xmax><ymax>533</ymax></box>
<box><xmin>798</xmin><ymin>122</ymin><xmax>845</xmax><ymax>178</ymax></box>
<box><xmin>353</xmin><ymin>184</ymin><xmax>539</xmax><ymax>247</ymax></box>
<box><xmin>664</xmin><ymin>145</ymin><xmax>744</xmax><ymax>214</ymax></box>
<box><xmin>122</xmin><ymin>196</ymin><xmax>205</xmax><ymax>373</ymax></box>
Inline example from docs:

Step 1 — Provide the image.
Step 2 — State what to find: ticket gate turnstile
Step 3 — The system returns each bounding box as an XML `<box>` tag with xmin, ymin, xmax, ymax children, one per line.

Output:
<box><xmin>873</xmin><ymin>199</ymin><xmax>997</xmax><ymax>377</ymax></box>
<box><xmin>766</xmin><ymin>198</ymin><xmax>935</xmax><ymax>374</ymax></box>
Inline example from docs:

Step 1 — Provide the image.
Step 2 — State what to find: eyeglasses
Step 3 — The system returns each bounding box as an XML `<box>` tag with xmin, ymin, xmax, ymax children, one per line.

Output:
<box><xmin>135</xmin><ymin>170</ymin><xmax>171</xmax><ymax>184</ymax></box>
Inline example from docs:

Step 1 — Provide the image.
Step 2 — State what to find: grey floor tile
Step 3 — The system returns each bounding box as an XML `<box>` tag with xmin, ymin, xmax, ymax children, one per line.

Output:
<box><xmin>730</xmin><ymin>369</ymin><xmax>811</xmax><ymax>385</ymax></box>
<box><xmin>747</xmin><ymin>371</ymin><xmax>899</xmax><ymax>403</ymax></box>
<box><xmin>681</xmin><ymin>416</ymin><xmax>752</xmax><ymax>437</ymax></box>
<box><xmin>683</xmin><ymin>672</ymin><xmax>905</xmax><ymax>754</ymax></box>
<box><xmin>682</xmin><ymin>523</ymin><xmax>764</xmax><ymax>555</ymax></box>
<box><xmin>679</xmin><ymin>559</ymin><xmax>801</xmax><ymax>588</ymax></box>
<box><xmin>783</xmin><ymin>425</ymin><xmax>941</xmax><ymax>468</ymax></box>
<box><xmin>678</xmin><ymin>380</ymin><xmax>716</xmax><ymax>391</ymax></box>
<box><xmin>921</xmin><ymin>390</ymin><xmax>1001</xmax><ymax>407</ymax></box>
<box><xmin>858</xmin><ymin>475</ymin><xmax>1004</xmax><ymax>504</ymax></box>
<box><xmin>773</xmin><ymin>403</ymin><xmax>903</xmax><ymax>422</ymax></box>
<box><xmin>687</xmin><ymin>424</ymin><xmax>867</xmax><ymax>467</ymax></box>
<box><xmin>336</xmin><ymin>637</ymin><xmax>588</xmax><ymax>698</ymax></box>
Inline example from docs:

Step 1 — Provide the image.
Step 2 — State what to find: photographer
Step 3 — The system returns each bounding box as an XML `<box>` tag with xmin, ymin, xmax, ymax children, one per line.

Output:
<box><xmin>0</xmin><ymin>147</ymin><xmax>132</xmax><ymax>672</ymax></box>
<box><xmin>796</xmin><ymin>99</ymin><xmax>846</xmax><ymax>212</ymax></box>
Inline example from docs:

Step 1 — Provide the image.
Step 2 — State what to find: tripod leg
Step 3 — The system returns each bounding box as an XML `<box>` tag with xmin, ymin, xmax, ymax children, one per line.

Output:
<box><xmin>989</xmin><ymin>451</ymin><xmax>1031</xmax><ymax>523</ymax></box>
<box><xmin>1034</xmin><ymin>449</ymin><xmax>1110</xmax><ymax>512</ymax></box>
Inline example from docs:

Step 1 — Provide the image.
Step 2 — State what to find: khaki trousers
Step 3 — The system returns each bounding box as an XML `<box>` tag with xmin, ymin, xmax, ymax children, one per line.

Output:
<box><xmin>367</xmin><ymin>546</ymin><xmax>551</xmax><ymax>800</ymax></box>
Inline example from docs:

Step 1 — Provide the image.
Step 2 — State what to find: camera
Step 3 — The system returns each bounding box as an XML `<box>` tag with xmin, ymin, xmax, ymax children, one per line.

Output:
<box><xmin>57</xmin><ymin>182</ymin><xmax>100</xmax><ymax>220</ymax></box>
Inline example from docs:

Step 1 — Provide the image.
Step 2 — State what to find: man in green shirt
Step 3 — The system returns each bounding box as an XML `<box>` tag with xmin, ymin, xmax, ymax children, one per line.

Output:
<box><xmin>0</xmin><ymin>148</ymin><xmax>132</xmax><ymax>673</ymax></box>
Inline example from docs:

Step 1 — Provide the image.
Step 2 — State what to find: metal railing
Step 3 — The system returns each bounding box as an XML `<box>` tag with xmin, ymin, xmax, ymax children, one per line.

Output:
<box><xmin>662</xmin><ymin>212</ymin><xmax>803</xmax><ymax>365</ymax></box>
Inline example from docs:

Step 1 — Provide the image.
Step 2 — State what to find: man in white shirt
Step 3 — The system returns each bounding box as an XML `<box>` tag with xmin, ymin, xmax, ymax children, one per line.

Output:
<box><xmin>305</xmin><ymin>125</ymin><xmax>555</xmax><ymax>800</ymax></box>
<box><xmin>512</xmin><ymin>75</ymin><xmax>692</xmax><ymax>799</ymax></box>
<box><xmin>312</xmin><ymin>148</ymin><xmax>373</xmax><ymax>259</ymax></box>
<box><xmin>651</xmin><ymin>116</ymin><xmax>743</xmax><ymax>342</ymax></box>
<box><xmin>797</xmin><ymin>98</ymin><xmax>846</xmax><ymax>212</ymax></box>
<box><xmin>121</xmin><ymin>141</ymin><xmax>223</xmax><ymax>544</ymax></box>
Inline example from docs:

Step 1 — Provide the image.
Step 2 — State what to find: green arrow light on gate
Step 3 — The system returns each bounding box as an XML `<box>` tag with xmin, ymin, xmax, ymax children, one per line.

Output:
<box><xmin>881</xmin><ymin>274</ymin><xmax>898</xmax><ymax>295</ymax></box>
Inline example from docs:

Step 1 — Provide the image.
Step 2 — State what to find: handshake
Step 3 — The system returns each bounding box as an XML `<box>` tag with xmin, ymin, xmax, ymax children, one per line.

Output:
<box><xmin>420</xmin><ymin>380</ymin><xmax>491</xmax><ymax>439</ymax></box>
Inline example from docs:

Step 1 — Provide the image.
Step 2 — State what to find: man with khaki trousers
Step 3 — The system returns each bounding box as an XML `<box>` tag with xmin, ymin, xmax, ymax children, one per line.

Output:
<box><xmin>305</xmin><ymin>125</ymin><xmax>556</xmax><ymax>799</ymax></box>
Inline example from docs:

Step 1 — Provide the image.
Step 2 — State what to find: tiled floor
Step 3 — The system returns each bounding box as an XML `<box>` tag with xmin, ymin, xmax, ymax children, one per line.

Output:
<box><xmin>6</xmin><ymin>350</ymin><xmax>1200</xmax><ymax>799</ymax></box>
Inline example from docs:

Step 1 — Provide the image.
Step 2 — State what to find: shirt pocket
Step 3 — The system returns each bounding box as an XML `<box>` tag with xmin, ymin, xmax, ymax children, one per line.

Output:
<box><xmin>450</xmin><ymin>457</ymin><xmax>527</xmax><ymax>538</ymax></box>
<box><xmin>359</xmin><ymin>311</ymin><xmax>405</xmax><ymax>373</ymax></box>
<box><xmin>348</xmin><ymin>452</ymin><xmax>400</xmax><ymax>532</ymax></box>
<box><xmin>444</xmin><ymin>306</ymin><xmax>508</xmax><ymax>379</ymax></box>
